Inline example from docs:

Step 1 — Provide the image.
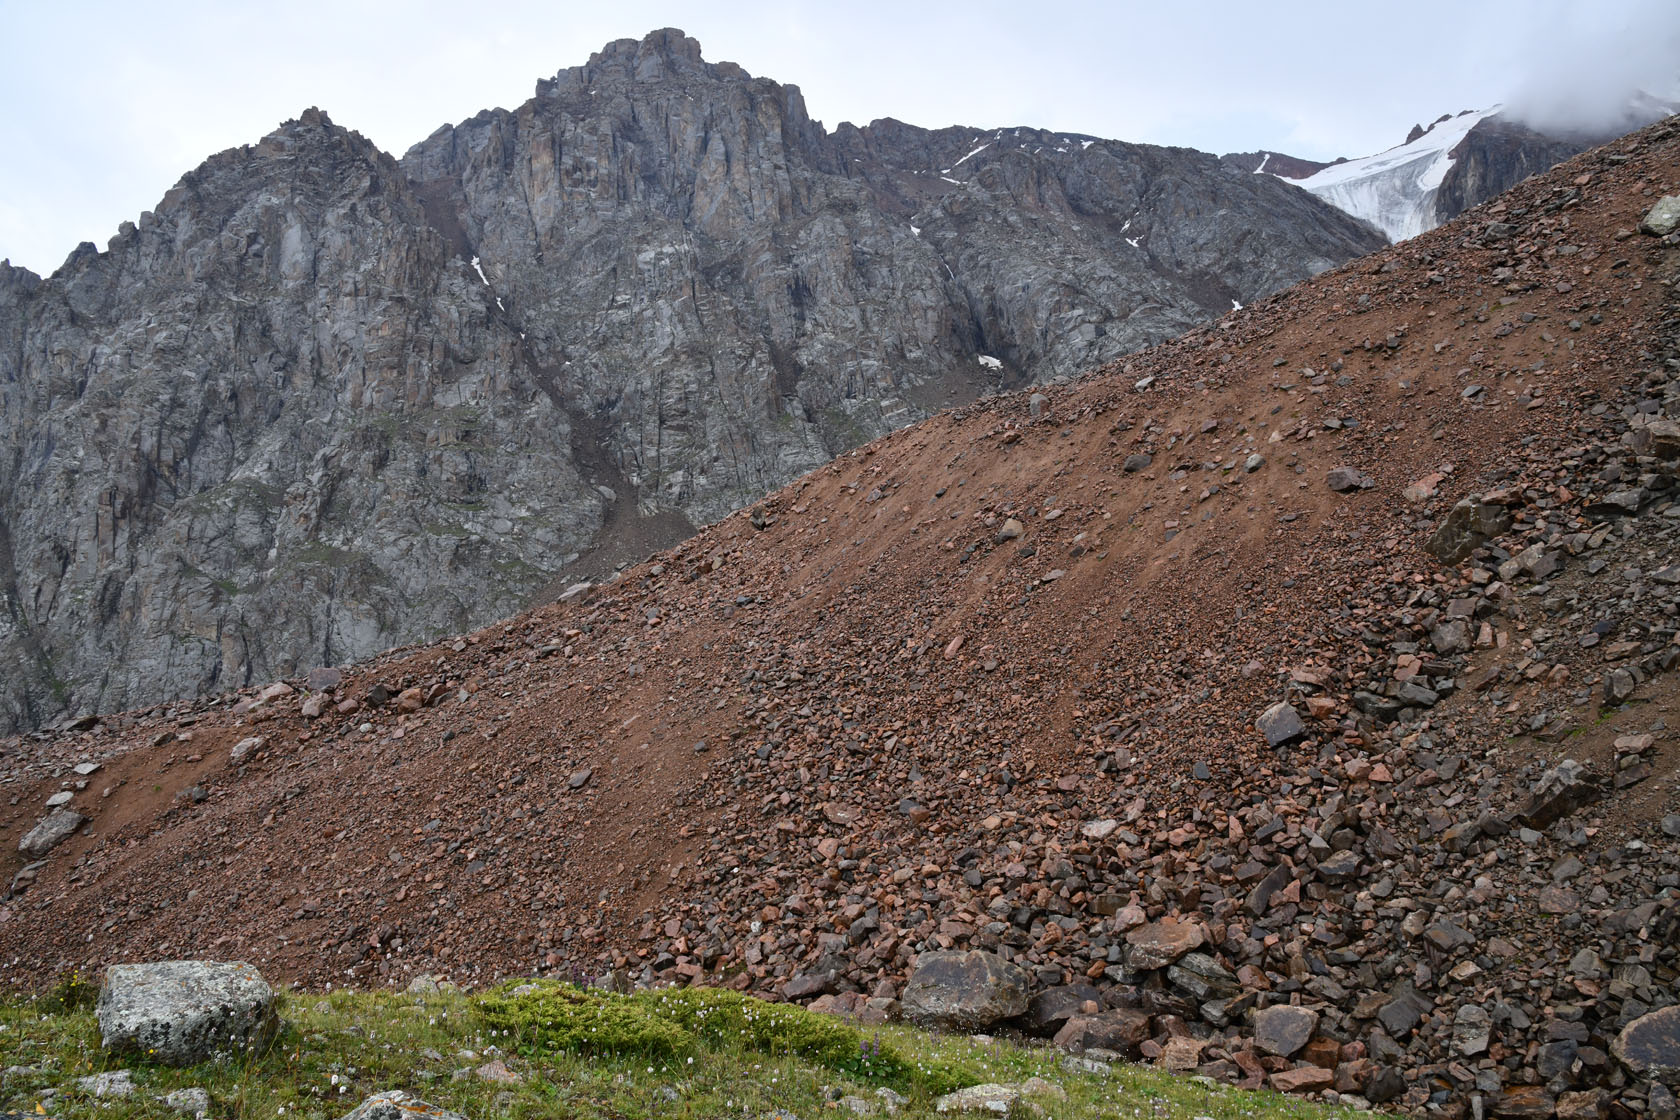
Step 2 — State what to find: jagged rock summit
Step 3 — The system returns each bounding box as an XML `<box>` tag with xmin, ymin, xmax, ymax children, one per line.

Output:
<box><xmin>0</xmin><ymin>29</ymin><xmax>1384</xmax><ymax>733</ymax></box>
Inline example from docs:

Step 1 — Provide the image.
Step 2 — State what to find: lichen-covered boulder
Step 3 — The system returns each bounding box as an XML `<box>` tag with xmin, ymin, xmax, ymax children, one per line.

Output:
<box><xmin>96</xmin><ymin>961</ymin><xmax>278</xmax><ymax>1065</ymax></box>
<box><xmin>901</xmin><ymin>950</ymin><xmax>1031</xmax><ymax>1030</ymax></box>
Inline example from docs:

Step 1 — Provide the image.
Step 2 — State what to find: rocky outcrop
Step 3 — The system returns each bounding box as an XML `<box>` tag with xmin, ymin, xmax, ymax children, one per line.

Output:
<box><xmin>1220</xmin><ymin>150</ymin><xmax>1335</xmax><ymax>179</ymax></box>
<box><xmin>1433</xmin><ymin>116</ymin><xmax>1590</xmax><ymax>227</ymax></box>
<box><xmin>0</xmin><ymin>30</ymin><xmax>1384</xmax><ymax>732</ymax></box>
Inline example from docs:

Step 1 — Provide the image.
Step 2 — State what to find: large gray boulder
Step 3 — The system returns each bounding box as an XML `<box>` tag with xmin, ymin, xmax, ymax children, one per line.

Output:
<box><xmin>96</xmin><ymin>961</ymin><xmax>279</xmax><ymax>1065</ymax></box>
<box><xmin>340</xmin><ymin>1092</ymin><xmax>470</xmax><ymax>1120</ymax></box>
<box><xmin>901</xmin><ymin>950</ymin><xmax>1031</xmax><ymax>1030</ymax></box>
<box><xmin>19</xmin><ymin>808</ymin><xmax>84</xmax><ymax>857</ymax></box>
<box><xmin>1052</xmin><ymin>1008</ymin><xmax>1152</xmax><ymax>1057</ymax></box>
<box><xmin>1641</xmin><ymin>196</ymin><xmax>1680</xmax><ymax>236</ymax></box>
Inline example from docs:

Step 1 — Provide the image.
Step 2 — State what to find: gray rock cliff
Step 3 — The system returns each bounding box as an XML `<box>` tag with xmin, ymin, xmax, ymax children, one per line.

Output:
<box><xmin>0</xmin><ymin>29</ymin><xmax>1384</xmax><ymax>731</ymax></box>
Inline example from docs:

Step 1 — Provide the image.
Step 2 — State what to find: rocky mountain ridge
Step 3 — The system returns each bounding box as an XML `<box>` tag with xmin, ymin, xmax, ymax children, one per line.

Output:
<box><xmin>0</xmin><ymin>29</ymin><xmax>1385</xmax><ymax>733</ymax></box>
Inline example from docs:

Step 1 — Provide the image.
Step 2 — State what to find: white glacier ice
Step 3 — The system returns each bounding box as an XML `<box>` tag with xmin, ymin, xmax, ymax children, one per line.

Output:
<box><xmin>1291</xmin><ymin>107</ymin><xmax>1501</xmax><ymax>243</ymax></box>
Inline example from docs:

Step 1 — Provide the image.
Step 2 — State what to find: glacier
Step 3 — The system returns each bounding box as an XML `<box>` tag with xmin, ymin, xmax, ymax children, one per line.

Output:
<box><xmin>1293</xmin><ymin>107</ymin><xmax>1501</xmax><ymax>243</ymax></box>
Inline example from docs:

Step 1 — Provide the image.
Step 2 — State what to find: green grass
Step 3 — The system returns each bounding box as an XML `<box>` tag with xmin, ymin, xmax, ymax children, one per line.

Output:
<box><xmin>0</xmin><ymin>979</ymin><xmax>1375</xmax><ymax>1120</ymax></box>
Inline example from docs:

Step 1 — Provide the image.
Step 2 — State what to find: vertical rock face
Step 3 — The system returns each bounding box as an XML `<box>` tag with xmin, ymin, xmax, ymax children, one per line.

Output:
<box><xmin>0</xmin><ymin>111</ymin><xmax>590</xmax><ymax>730</ymax></box>
<box><xmin>1433</xmin><ymin>116</ymin><xmax>1593</xmax><ymax>226</ymax></box>
<box><xmin>0</xmin><ymin>29</ymin><xmax>1385</xmax><ymax>732</ymax></box>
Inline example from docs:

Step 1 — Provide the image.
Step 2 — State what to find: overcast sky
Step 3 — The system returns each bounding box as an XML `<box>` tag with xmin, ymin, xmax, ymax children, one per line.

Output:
<box><xmin>2</xmin><ymin>0</ymin><xmax>1677</xmax><ymax>275</ymax></box>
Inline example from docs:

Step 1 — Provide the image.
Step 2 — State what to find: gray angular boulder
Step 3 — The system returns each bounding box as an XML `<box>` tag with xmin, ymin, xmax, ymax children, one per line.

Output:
<box><xmin>1052</xmin><ymin>1008</ymin><xmax>1152</xmax><ymax>1057</ymax></box>
<box><xmin>340</xmin><ymin>1091</ymin><xmax>470</xmax><ymax>1120</ymax></box>
<box><xmin>97</xmin><ymin>961</ymin><xmax>279</xmax><ymax>1065</ymax></box>
<box><xmin>1256</xmin><ymin>702</ymin><xmax>1306</xmax><ymax>747</ymax></box>
<box><xmin>901</xmin><ymin>950</ymin><xmax>1031</xmax><ymax>1030</ymax></box>
<box><xmin>1644</xmin><ymin>419</ymin><xmax>1680</xmax><ymax>462</ymax></box>
<box><xmin>1326</xmin><ymin>466</ymin><xmax>1374</xmax><ymax>492</ymax></box>
<box><xmin>19</xmin><ymin>808</ymin><xmax>85</xmax><ymax>857</ymax></box>
<box><xmin>1642</xmin><ymin>195</ymin><xmax>1680</xmax><ymax>236</ymax></box>
<box><xmin>1426</xmin><ymin>498</ymin><xmax>1513</xmax><ymax>564</ymax></box>
<box><xmin>1253</xmin><ymin>1004</ymin><xmax>1319</xmax><ymax>1057</ymax></box>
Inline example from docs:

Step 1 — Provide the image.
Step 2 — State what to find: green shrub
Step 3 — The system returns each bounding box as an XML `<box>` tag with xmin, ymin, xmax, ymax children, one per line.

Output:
<box><xmin>476</xmin><ymin>981</ymin><xmax>980</xmax><ymax>1094</ymax></box>
<box><xmin>477</xmin><ymin>983</ymin><xmax>693</xmax><ymax>1060</ymax></box>
<box><xmin>633</xmin><ymin>987</ymin><xmax>911</xmax><ymax>1083</ymax></box>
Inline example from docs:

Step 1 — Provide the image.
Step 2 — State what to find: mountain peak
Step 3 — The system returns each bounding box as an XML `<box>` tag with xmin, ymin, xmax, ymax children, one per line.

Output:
<box><xmin>539</xmin><ymin>27</ymin><xmax>731</xmax><ymax>94</ymax></box>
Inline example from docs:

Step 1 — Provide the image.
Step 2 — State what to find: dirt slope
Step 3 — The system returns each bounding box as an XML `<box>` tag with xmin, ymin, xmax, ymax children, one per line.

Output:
<box><xmin>4</xmin><ymin>120</ymin><xmax>1680</xmax><ymax>1114</ymax></box>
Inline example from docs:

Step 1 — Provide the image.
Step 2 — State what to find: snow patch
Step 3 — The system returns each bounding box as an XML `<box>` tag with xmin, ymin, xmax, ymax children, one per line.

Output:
<box><xmin>1081</xmin><ymin>140</ymin><xmax>1094</xmax><ymax>150</ymax></box>
<box><xmin>977</xmin><ymin>355</ymin><xmax>1003</xmax><ymax>370</ymax></box>
<box><xmin>471</xmin><ymin>256</ymin><xmax>490</xmax><ymax>286</ymax></box>
<box><xmin>1253</xmin><ymin>153</ymin><xmax>1270</xmax><ymax>174</ymax></box>
<box><xmin>1125</xmin><ymin>237</ymin><xmax>1140</xmax><ymax>248</ymax></box>
<box><xmin>950</xmin><ymin>142</ymin><xmax>990</xmax><ymax>169</ymax></box>
<box><xmin>1231</xmin><ymin>299</ymin><xmax>1243</xmax><ymax>310</ymax></box>
<box><xmin>910</xmin><ymin>225</ymin><xmax>921</xmax><ymax>237</ymax></box>
<box><xmin>940</xmin><ymin>176</ymin><xmax>962</xmax><ymax>185</ymax></box>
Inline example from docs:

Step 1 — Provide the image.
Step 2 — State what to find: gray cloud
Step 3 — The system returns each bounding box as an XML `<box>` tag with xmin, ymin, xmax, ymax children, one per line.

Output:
<box><xmin>1503</xmin><ymin>0</ymin><xmax>1680</xmax><ymax>137</ymax></box>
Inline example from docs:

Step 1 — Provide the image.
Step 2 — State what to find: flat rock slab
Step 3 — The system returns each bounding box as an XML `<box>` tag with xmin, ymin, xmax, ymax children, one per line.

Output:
<box><xmin>340</xmin><ymin>1092</ymin><xmax>470</xmax><ymax>1120</ymax></box>
<box><xmin>902</xmin><ymin>950</ymin><xmax>1030</xmax><ymax>1030</ymax></box>
<box><xmin>1124</xmin><ymin>916</ymin><xmax>1204</xmax><ymax>969</ymax></box>
<box><xmin>97</xmin><ymin>961</ymin><xmax>278</xmax><ymax>1066</ymax></box>
<box><xmin>1613</xmin><ymin>1005</ymin><xmax>1680</xmax><ymax>1084</ymax></box>
<box><xmin>163</xmin><ymin>1087</ymin><xmax>212</xmax><ymax>1115</ymax></box>
<box><xmin>76</xmin><ymin>1070</ymin><xmax>135</xmax><ymax>1097</ymax></box>
<box><xmin>934</xmin><ymin>1083</ymin><xmax>1018</xmax><ymax>1114</ymax></box>
<box><xmin>1271</xmin><ymin>1065</ymin><xmax>1334</xmax><ymax>1093</ymax></box>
